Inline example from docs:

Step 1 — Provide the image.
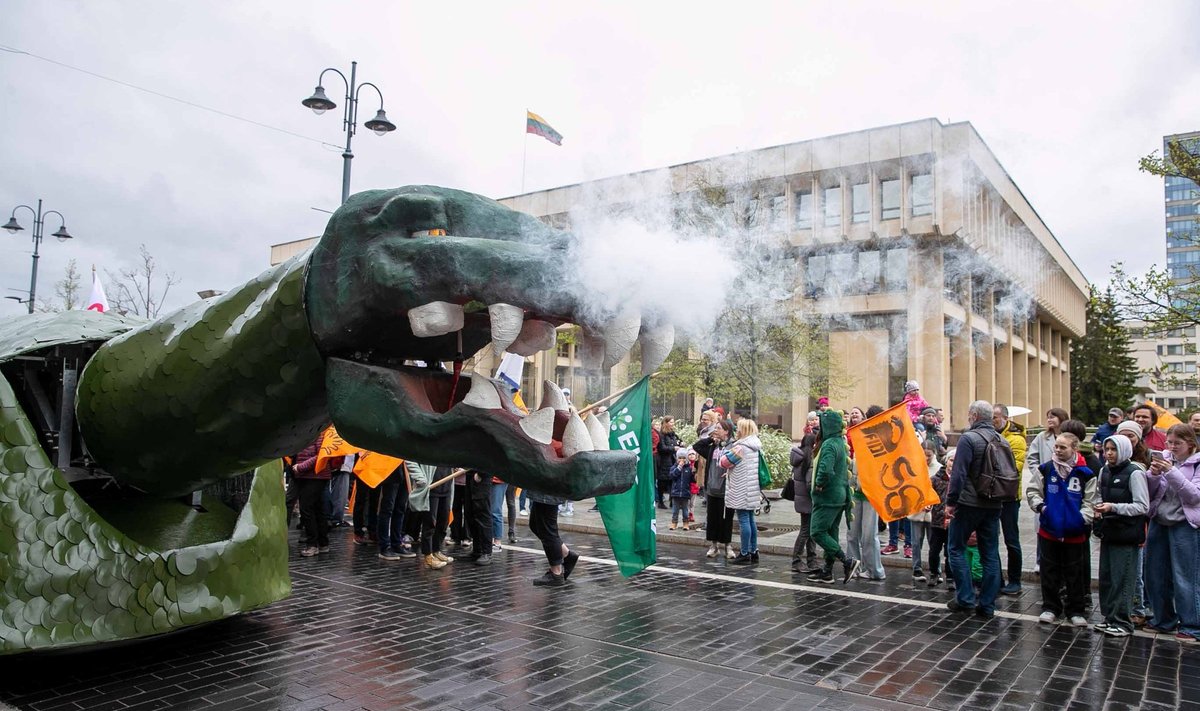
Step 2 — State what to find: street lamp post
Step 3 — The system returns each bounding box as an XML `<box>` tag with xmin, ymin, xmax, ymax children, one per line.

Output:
<box><xmin>301</xmin><ymin>61</ymin><xmax>397</xmax><ymax>205</ymax></box>
<box><xmin>3</xmin><ymin>199</ymin><xmax>74</xmax><ymax>314</ymax></box>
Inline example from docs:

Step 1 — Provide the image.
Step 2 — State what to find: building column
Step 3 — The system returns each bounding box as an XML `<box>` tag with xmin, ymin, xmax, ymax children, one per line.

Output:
<box><xmin>907</xmin><ymin>244</ymin><xmax>947</xmax><ymax>417</ymax></box>
<box><xmin>995</xmin><ymin>314</ymin><xmax>1014</xmax><ymax>410</ymax></box>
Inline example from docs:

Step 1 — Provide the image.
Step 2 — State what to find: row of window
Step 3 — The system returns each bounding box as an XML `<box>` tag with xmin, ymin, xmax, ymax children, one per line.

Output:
<box><xmin>1167</xmin><ymin>250</ymin><xmax>1200</xmax><ymax>266</ymax></box>
<box><xmin>1168</xmin><ymin>203</ymin><xmax>1200</xmax><ymax>218</ymax></box>
<box><xmin>792</xmin><ymin>174</ymin><xmax>933</xmax><ymax>229</ymax></box>
<box><xmin>1130</xmin><ymin>325</ymin><xmax>1197</xmax><ymax>339</ymax></box>
<box><xmin>1159</xmin><ymin>343</ymin><xmax>1199</xmax><ymax>355</ymax></box>
<box><xmin>1159</xmin><ymin>396</ymin><xmax>1200</xmax><ymax>409</ymax></box>
<box><xmin>804</xmin><ymin>248</ymin><xmax>909</xmax><ymax>296</ymax></box>
<box><xmin>1167</xmin><ymin>219</ymin><xmax>1199</xmax><ymax>248</ymax></box>
<box><xmin>1166</xmin><ymin>186</ymin><xmax>1199</xmax><ymax>202</ymax></box>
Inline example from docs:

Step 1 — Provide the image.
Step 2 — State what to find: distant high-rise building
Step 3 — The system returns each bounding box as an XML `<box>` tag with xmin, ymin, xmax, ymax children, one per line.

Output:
<box><xmin>1164</xmin><ymin>131</ymin><xmax>1200</xmax><ymax>282</ymax></box>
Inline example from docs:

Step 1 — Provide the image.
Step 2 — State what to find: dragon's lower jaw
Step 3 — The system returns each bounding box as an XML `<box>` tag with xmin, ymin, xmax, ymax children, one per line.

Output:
<box><xmin>324</xmin><ymin>358</ymin><xmax>636</xmax><ymax>500</ymax></box>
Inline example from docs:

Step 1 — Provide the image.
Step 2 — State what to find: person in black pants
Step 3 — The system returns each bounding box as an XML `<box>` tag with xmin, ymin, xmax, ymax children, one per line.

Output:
<box><xmin>290</xmin><ymin>433</ymin><xmax>341</xmax><ymax>557</ymax></box>
<box><xmin>465</xmin><ymin>470</ymin><xmax>494</xmax><ymax>565</ymax></box>
<box><xmin>527</xmin><ymin>489</ymin><xmax>580</xmax><ymax>587</ymax></box>
<box><xmin>351</xmin><ymin>473</ymin><xmax>380</xmax><ymax>546</ymax></box>
<box><xmin>450</xmin><ymin>473</ymin><xmax>471</xmax><ymax>547</ymax></box>
<box><xmin>419</xmin><ymin>465</ymin><xmax>454</xmax><ymax>568</ymax></box>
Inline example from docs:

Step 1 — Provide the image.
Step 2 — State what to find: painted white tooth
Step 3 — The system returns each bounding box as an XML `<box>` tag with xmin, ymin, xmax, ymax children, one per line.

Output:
<box><xmin>639</xmin><ymin>323</ymin><xmax>675</xmax><ymax>376</ymax></box>
<box><xmin>579</xmin><ymin>333</ymin><xmax>605</xmax><ymax>370</ymax></box>
<box><xmin>407</xmin><ymin>301</ymin><xmax>465</xmax><ymax>338</ymax></box>
<box><xmin>519</xmin><ymin>407</ymin><xmax>555</xmax><ymax>445</ymax></box>
<box><xmin>601</xmin><ymin>310</ymin><xmax>641</xmax><ymax>370</ymax></box>
<box><xmin>562</xmin><ymin>411</ymin><xmax>594</xmax><ymax>457</ymax></box>
<box><xmin>488</xmin><ymin>303</ymin><xmax>525</xmax><ymax>355</ymax></box>
<box><xmin>594</xmin><ymin>409</ymin><xmax>611</xmax><ymax>434</ymax></box>
<box><xmin>510</xmin><ymin>319</ymin><xmax>557</xmax><ymax>357</ymax></box>
<box><xmin>462</xmin><ymin>372</ymin><xmax>501</xmax><ymax>409</ymax></box>
<box><xmin>541</xmin><ymin>380</ymin><xmax>569</xmax><ymax>412</ymax></box>
<box><xmin>584</xmin><ymin>413</ymin><xmax>610</xmax><ymax>451</ymax></box>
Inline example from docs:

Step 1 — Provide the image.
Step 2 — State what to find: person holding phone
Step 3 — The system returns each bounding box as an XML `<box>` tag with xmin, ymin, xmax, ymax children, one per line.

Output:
<box><xmin>1145</xmin><ymin>424</ymin><xmax>1200</xmax><ymax>642</ymax></box>
<box><xmin>1093</xmin><ymin>435</ymin><xmax>1148</xmax><ymax>636</ymax></box>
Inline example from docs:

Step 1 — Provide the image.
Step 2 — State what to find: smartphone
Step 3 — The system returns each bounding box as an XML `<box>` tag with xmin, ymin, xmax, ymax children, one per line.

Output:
<box><xmin>1150</xmin><ymin>450</ymin><xmax>1167</xmax><ymax>462</ymax></box>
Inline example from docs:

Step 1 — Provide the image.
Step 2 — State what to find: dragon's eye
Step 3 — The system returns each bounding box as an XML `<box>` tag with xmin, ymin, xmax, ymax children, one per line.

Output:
<box><xmin>411</xmin><ymin>229</ymin><xmax>447</xmax><ymax>237</ymax></box>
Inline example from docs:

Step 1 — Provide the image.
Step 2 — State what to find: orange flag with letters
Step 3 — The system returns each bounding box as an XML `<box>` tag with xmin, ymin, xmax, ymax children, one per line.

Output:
<box><xmin>847</xmin><ymin>402</ymin><xmax>940</xmax><ymax>523</ymax></box>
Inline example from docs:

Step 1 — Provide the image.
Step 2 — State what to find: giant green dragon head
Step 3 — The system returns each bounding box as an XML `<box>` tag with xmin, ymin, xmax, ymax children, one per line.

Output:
<box><xmin>304</xmin><ymin>186</ymin><xmax>673</xmax><ymax>499</ymax></box>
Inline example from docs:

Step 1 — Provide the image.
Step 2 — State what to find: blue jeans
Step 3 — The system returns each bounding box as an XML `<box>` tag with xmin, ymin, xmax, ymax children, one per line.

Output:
<box><xmin>1146</xmin><ymin>520</ymin><xmax>1200</xmax><ymax>635</ymax></box>
<box><xmin>376</xmin><ymin>472</ymin><xmax>408</xmax><ymax>553</ymax></box>
<box><xmin>888</xmin><ymin>518</ymin><xmax>911</xmax><ymax>547</ymax></box>
<box><xmin>490</xmin><ymin>482</ymin><xmax>507</xmax><ymax>540</ymax></box>
<box><xmin>1000</xmin><ymin>500</ymin><xmax>1023</xmax><ymax>586</ymax></box>
<box><xmin>737</xmin><ymin>509</ymin><xmax>758</xmax><ymax>555</ymax></box>
<box><xmin>671</xmin><ymin>497</ymin><xmax>690</xmax><ymax>524</ymax></box>
<box><xmin>1134</xmin><ymin>546</ymin><xmax>1150</xmax><ymax>617</ymax></box>
<box><xmin>947</xmin><ymin>504</ymin><xmax>1002</xmax><ymax>614</ymax></box>
<box><xmin>847</xmin><ymin>499</ymin><xmax>884</xmax><ymax>579</ymax></box>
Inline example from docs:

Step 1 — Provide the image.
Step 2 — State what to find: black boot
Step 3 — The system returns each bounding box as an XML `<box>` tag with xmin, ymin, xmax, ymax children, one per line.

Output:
<box><xmin>815</xmin><ymin>562</ymin><xmax>835</xmax><ymax>584</ymax></box>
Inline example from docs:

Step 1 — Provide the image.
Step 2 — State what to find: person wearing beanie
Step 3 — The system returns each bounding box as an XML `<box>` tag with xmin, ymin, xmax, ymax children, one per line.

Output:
<box><xmin>1093</xmin><ymin>434</ymin><xmax>1149</xmax><ymax>636</ymax></box>
<box><xmin>902</xmin><ymin>381</ymin><xmax>931</xmax><ymax>423</ymax></box>
<box><xmin>1116</xmin><ymin>420</ymin><xmax>1151</xmax><ymax>469</ymax></box>
<box><xmin>817</xmin><ymin>396</ymin><xmax>831</xmax><ymax>411</ymax></box>
<box><xmin>668</xmin><ymin>447</ymin><xmax>695</xmax><ymax>531</ymax></box>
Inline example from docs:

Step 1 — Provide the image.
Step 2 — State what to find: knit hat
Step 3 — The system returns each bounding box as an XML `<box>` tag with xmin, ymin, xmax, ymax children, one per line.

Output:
<box><xmin>904</xmin><ymin>380</ymin><xmax>920</xmax><ymax>394</ymax></box>
<box><xmin>1103</xmin><ymin>435</ymin><xmax>1133</xmax><ymax>464</ymax></box>
<box><xmin>676</xmin><ymin>447</ymin><xmax>689</xmax><ymax>459</ymax></box>
<box><xmin>921</xmin><ymin>406</ymin><xmax>937</xmax><ymax>416</ymax></box>
<box><xmin>1115</xmin><ymin>420</ymin><xmax>1142</xmax><ymax>441</ymax></box>
<box><xmin>818</xmin><ymin>396</ymin><xmax>830</xmax><ymax>407</ymax></box>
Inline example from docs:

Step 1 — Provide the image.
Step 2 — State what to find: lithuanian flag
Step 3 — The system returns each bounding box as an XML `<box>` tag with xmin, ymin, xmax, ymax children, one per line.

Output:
<box><xmin>526</xmin><ymin>110</ymin><xmax>563</xmax><ymax>146</ymax></box>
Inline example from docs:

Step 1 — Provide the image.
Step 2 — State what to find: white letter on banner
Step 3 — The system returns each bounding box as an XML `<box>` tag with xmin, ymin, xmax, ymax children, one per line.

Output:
<box><xmin>616</xmin><ymin>433</ymin><xmax>640</xmax><ymax>459</ymax></box>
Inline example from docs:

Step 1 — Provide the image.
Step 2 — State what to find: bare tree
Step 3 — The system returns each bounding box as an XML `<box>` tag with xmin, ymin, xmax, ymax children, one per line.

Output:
<box><xmin>34</xmin><ymin>259</ymin><xmax>82</xmax><ymax>313</ymax></box>
<box><xmin>106</xmin><ymin>244</ymin><xmax>180</xmax><ymax>318</ymax></box>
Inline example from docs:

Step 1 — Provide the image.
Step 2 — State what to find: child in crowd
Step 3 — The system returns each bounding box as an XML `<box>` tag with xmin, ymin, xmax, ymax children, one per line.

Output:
<box><xmin>965</xmin><ymin>533</ymin><xmax>983</xmax><ymax>589</ymax></box>
<box><xmin>669</xmin><ymin>449</ymin><xmax>695</xmax><ymax>531</ymax></box>
<box><xmin>687</xmin><ymin>449</ymin><xmax>701</xmax><ymax>523</ymax></box>
<box><xmin>1027</xmin><ymin>432</ymin><xmax>1098</xmax><ymax>627</ymax></box>
<box><xmin>1093</xmin><ymin>434</ymin><xmax>1149</xmax><ymax>637</ymax></box>
<box><xmin>909</xmin><ymin>438</ymin><xmax>940</xmax><ymax>584</ymax></box>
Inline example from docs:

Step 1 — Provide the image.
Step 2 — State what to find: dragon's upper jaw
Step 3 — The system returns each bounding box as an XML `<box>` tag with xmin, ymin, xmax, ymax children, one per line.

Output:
<box><xmin>306</xmin><ymin>186</ymin><xmax>676</xmax><ymax>499</ymax></box>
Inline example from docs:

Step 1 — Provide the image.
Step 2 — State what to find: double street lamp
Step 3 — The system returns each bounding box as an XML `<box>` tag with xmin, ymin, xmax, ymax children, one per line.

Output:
<box><xmin>3</xmin><ymin>199</ymin><xmax>74</xmax><ymax>314</ymax></box>
<box><xmin>301</xmin><ymin>61</ymin><xmax>396</xmax><ymax>205</ymax></box>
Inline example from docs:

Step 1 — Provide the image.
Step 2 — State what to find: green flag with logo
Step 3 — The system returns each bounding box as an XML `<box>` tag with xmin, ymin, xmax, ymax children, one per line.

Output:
<box><xmin>596</xmin><ymin>376</ymin><xmax>657</xmax><ymax>577</ymax></box>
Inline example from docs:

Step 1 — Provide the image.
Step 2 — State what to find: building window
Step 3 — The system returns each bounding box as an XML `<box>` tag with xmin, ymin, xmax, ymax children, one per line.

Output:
<box><xmin>769</xmin><ymin>194</ymin><xmax>787</xmax><ymax>228</ymax></box>
<box><xmin>743</xmin><ymin>198</ymin><xmax>759</xmax><ymax>230</ymax></box>
<box><xmin>1168</xmin><ymin>203</ymin><xmax>1199</xmax><ymax>218</ymax></box>
<box><xmin>884</xmin><ymin>249</ymin><xmax>908</xmax><ymax>291</ymax></box>
<box><xmin>911</xmin><ymin>173</ymin><xmax>933</xmax><ymax>216</ymax></box>
<box><xmin>857</xmin><ymin>250</ymin><xmax>881</xmax><ymax>291</ymax></box>
<box><xmin>852</xmin><ymin>183</ymin><xmax>870</xmax><ymax>223</ymax></box>
<box><xmin>823</xmin><ymin>186</ymin><xmax>842</xmax><ymax>228</ymax></box>
<box><xmin>806</xmin><ymin>254</ymin><xmax>828</xmax><ymax>296</ymax></box>
<box><xmin>794</xmin><ymin>190</ymin><xmax>813</xmax><ymax>229</ymax></box>
<box><xmin>881</xmin><ymin>179</ymin><xmax>901</xmax><ymax>220</ymax></box>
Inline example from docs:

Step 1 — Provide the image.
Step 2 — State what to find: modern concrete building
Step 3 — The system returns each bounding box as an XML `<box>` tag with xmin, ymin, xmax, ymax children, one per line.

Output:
<box><xmin>1133</xmin><ymin>131</ymin><xmax>1200</xmax><ymax>412</ymax></box>
<box><xmin>269</xmin><ymin>118</ymin><xmax>1089</xmax><ymax>434</ymax></box>
<box><xmin>498</xmin><ymin>119</ymin><xmax>1088</xmax><ymax>434</ymax></box>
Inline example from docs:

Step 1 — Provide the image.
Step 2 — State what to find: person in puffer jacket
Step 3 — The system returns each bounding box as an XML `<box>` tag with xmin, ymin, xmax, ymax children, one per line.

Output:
<box><xmin>1144</xmin><ymin>423</ymin><xmax>1200</xmax><ymax>641</ymax></box>
<box><xmin>720</xmin><ymin>418</ymin><xmax>763</xmax><ymax>565</ymax></box>
<box><xmin>808</xmin><ymin>409</ymin><xmax>859</xmax><ymax>584</ymax></box>
<box><xmin>1026</xmin><ymin>432</ymin><xmax>1098</xmax><ymax>626</ymax></box>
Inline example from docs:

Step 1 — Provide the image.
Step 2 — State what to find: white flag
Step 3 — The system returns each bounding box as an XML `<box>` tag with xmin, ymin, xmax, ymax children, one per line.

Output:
<box><xmin>494</xmin><ymin>352</ymin><xmax>525</xmax><ymax>394</ymax></box>
<box><xmin>86</xmin><ymin>270</ymin><xmax>109</xmax><ymax>312</ymax></box>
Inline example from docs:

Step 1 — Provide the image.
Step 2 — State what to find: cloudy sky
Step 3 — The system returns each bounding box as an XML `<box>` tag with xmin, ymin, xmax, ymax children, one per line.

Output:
<box><xmin>1</xmin><ymin>1</ymin><xmax>1197</xmax><ymax>316</ymax></box>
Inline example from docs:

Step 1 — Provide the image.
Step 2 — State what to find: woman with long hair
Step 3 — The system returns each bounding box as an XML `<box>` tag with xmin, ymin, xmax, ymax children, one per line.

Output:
<box><xmin>1144</xmin><ymin>424</ymin><xmax>1200</xmax><ymax>641</ymax></box>
<box><xmin>721</xmin><ymin>418</ymin><xmax>763</xmax><ymax>565</ymax></box>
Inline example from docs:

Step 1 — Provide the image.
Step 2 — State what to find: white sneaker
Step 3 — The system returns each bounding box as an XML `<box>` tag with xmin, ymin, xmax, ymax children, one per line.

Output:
<box><xmin>1038</xmin><ymin>611</ymin><xmax>1058</xmax><ymax>624</ymax></box>
<box><xmin>725</xmin><ymin>545</ymin><xmax>737</xmax><ymax>560</ymax></box>
<box><xmin>1069</xmin><ymin>616</ymin><xmax>1088</xmax><ymax>628</ymax></box>
<box><xmin>519</xmin><ymin>508</ymin><xmax>529</xmax><ymax>516</ymax></box>
<box><xmin>706</xmin><ymin>544</ymin><xmax>718</xmax><ymax>558</ymax></box>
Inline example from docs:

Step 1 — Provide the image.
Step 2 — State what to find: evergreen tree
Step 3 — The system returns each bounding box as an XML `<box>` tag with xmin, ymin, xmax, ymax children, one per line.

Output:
<box><xmin>1070</xmin><ymin>286</ymin><xmax>1138</xmax><ymax>424</ymax></box>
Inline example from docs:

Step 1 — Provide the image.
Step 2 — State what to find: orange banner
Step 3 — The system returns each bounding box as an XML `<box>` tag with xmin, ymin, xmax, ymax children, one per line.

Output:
<box><xmin>353</xmin><ymin>451</ymin><xmax>404</xmax><ymax>489</ymax></box>
<box><xmin>847</xmin><ymin>402</ymin><xmax>940</xmax><ymax>523</ymax></box>
<box><xmin>315</xmin><ymin>425</ymin><xmax>361</xmax><ymax>474</ymax></box>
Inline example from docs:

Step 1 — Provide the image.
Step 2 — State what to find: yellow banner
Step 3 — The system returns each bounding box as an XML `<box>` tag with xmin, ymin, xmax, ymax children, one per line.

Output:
<box><xmin>847</xmin><ymin>402</ymin><xmax>940</xmax><ymax>523</ymax></box>
<box><xmin>1145</xmin><ymin>400</ymin><xmax>1183</xmax><ymax>431</ymax></box>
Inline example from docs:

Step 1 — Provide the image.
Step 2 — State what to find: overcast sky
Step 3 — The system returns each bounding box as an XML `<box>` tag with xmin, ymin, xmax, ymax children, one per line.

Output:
<box><xmin>2</xmin><ymin>1</ymin><xmax>1197</xmax><ymax>316</ymax></box>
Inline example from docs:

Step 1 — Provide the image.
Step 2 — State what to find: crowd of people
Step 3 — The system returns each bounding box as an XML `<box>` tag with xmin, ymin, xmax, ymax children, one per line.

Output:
<box><xmin>284</xmin><ymin>380</ymin><xmax>1200</xmax><ymax>640</ymax></box>
<box><xmin>781</xmin><ymin>385</ymin><xmax>1200</xmax><ymax>641</ymax></box>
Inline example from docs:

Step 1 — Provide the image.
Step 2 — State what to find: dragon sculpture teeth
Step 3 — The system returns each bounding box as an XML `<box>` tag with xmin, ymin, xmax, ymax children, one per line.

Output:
<box><xmin>0</xmin><ymin>185</ymin><xmax>680</xmax><ymax>655</ymax></box>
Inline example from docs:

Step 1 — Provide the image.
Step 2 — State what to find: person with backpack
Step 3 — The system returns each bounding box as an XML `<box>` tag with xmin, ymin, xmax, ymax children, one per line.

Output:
<box><xmin>945</xmin><ymin>400</ymin><xmax>1015</xmax><ymax>620</ymax></box>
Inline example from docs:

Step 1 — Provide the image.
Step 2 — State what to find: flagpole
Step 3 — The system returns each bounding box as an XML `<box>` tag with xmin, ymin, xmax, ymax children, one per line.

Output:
<box><xmin>521</xmin><ymin>109</ymin><xmax>529</xmax><ymax>194</ymax></box>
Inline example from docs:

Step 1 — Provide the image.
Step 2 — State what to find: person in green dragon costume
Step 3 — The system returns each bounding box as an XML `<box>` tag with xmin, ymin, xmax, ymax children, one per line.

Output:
<box><xmin>0</xmin><ymin>186</ymin><xmax>674</xmax><ymax>655</ymax></box>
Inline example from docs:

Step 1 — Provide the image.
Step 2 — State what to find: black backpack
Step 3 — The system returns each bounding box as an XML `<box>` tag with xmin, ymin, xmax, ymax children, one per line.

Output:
<box><xmin>970</xmin><ymin>429</ymin><xmax>1020</xmax><ymax>502</ymax></box>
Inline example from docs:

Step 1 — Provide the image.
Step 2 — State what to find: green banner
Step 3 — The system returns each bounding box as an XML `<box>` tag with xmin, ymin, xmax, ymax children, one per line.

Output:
<box><xmin>596</xmin><ymin>376</ymin><xmax>656</xmax><ymax>577</ymax></box>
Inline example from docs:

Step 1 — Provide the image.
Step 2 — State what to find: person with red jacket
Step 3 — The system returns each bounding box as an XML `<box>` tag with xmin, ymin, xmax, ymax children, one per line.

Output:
<box><xmin>292</xmin><ymin>432</ymin><xmax>344</xmax><ymax>557</ymax></box>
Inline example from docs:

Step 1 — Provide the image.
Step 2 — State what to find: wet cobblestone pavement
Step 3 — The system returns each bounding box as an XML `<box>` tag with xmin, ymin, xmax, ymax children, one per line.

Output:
<box><xmin>2</xmin><ymin>529</ymin><xmax>1199</xmax><ymax>711</ymax></box>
